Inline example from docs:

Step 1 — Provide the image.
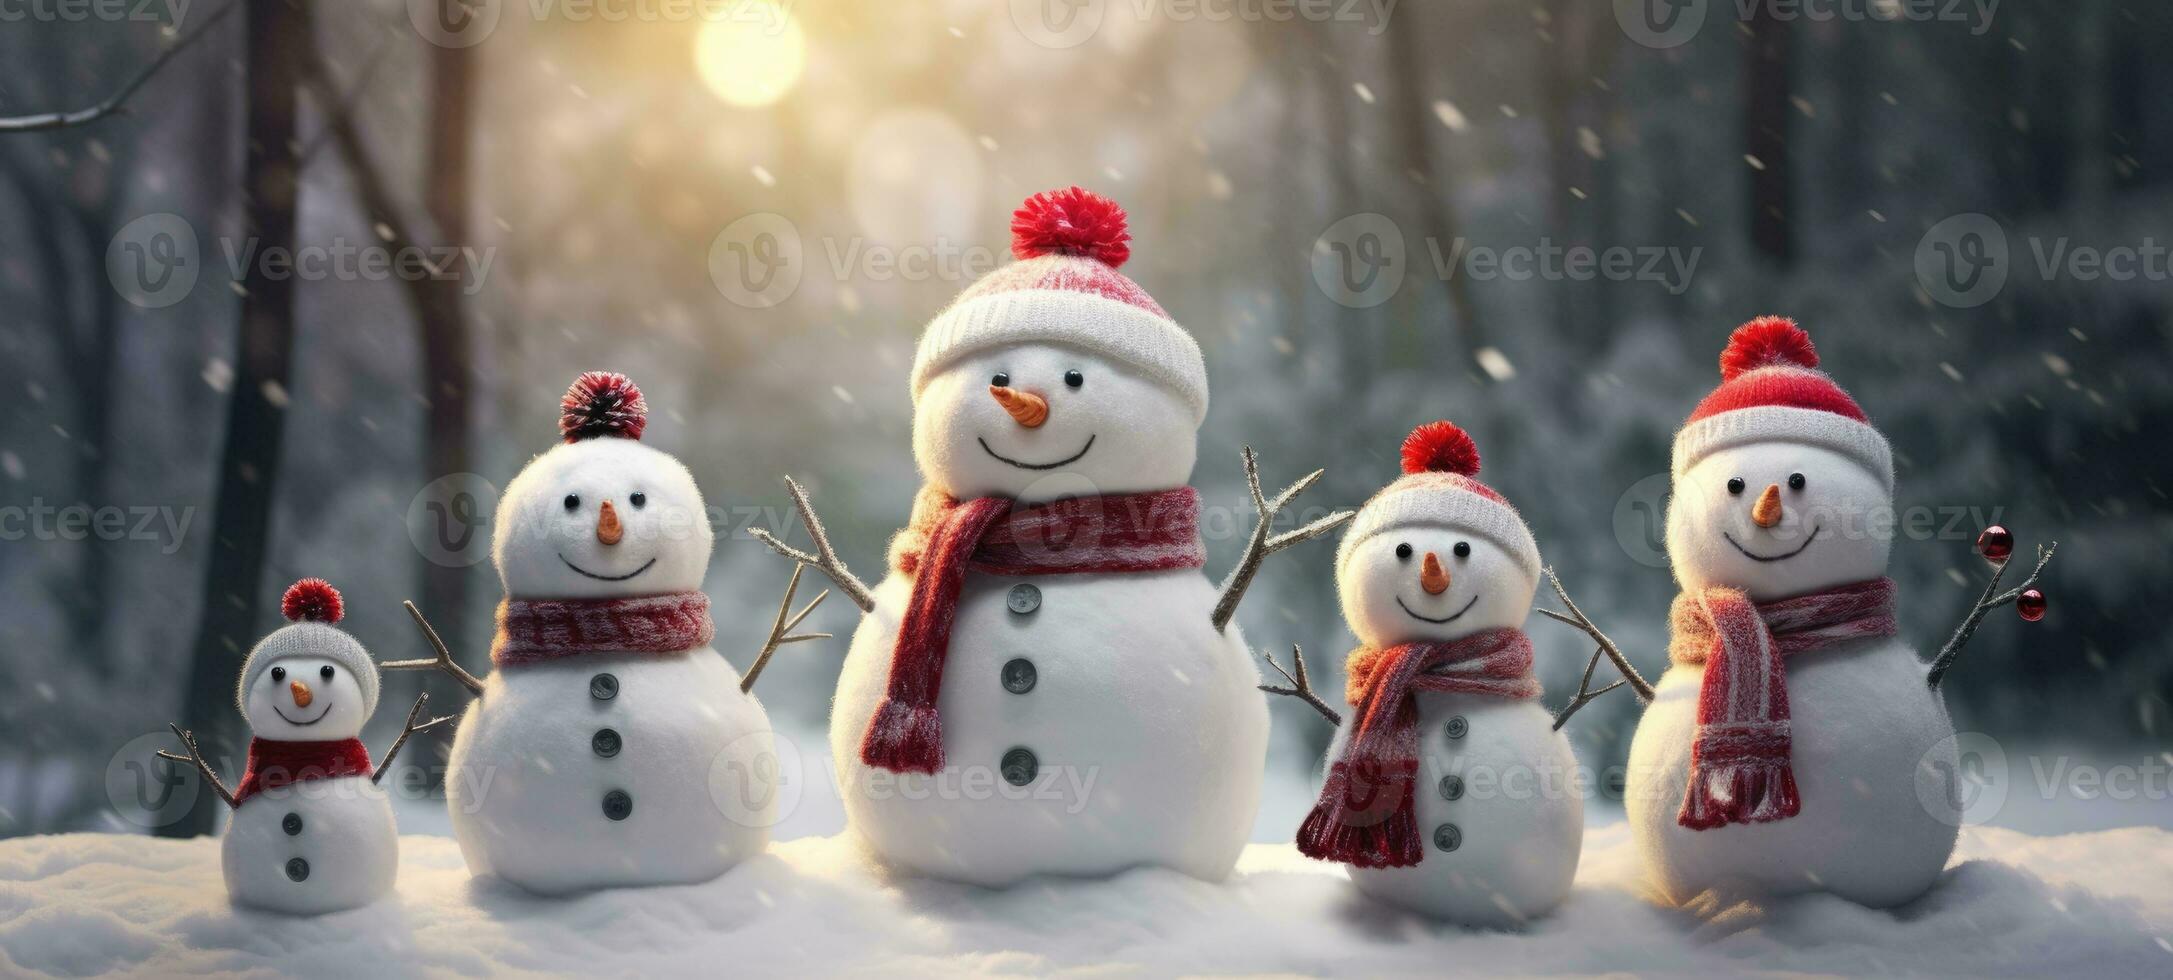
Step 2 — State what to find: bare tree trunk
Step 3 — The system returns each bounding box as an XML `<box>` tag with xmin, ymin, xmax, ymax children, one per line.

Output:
<box><xmin>167</xmin><ymin>0</ymin><xmax>309</xmax><ymax>839</ymax></box>
<box><xmin>1383</xmin><ymin>3</ymin><xmax>1481</xmax><ymax>363</ymax></box>
<box><xmin>418</xmin><ymin>40</ymin><xmax>477</xmax><ymax>674</ymax></box>
<box><xmin>1744</xmin><ymin>6</ymin><xmax>1793</xmax><ymax>264</ymax></box>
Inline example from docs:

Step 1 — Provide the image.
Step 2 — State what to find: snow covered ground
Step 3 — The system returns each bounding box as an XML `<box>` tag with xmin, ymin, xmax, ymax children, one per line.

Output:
<box><xmin>3</xmin><ymin>820</ymin><xmax>2169</xmax><ymax>977</ymax></box>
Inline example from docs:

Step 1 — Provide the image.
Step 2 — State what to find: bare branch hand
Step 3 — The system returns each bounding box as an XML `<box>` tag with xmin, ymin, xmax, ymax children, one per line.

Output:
<box><xmin>1211</xmin><ymin>447</ymin><xmax>1355</xmax><ymax>633</ymax></box>
<box><xmin>1260</xmin><ymin>644</ymin><xmax>1343</xmax><ymax>727</ymax></box>
<box><xmin>740</xmin><ymin>563</ymin><xmax>834</xmax><ymax>694</ymax></box>
<box><xmin>751</xmin><ymin>476</ymin><xmax>875</xmax><ymax>613</ymax></box>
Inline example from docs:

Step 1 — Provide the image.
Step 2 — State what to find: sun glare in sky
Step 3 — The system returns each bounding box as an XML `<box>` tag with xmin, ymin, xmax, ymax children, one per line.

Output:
<box><xmin>694</xmin><ymin>3</ymin><xmax>807</xmax><ymax>108</ymax></box>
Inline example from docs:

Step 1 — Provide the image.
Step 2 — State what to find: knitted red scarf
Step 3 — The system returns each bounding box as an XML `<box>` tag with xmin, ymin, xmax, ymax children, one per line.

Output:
<box><xmin>1668</xmin><ymin>577</ymin><xmax>1897</xmax><ymax>830</ymax></box>
<box><xmin>491</xmin><ymin>592</ymin><xmax>714</xmax><ymax>667</ymax></box>
<box><xmin>862</xmin><ymin>486</ymin><xmax>1206</xmax><ymax>773</ymax></box>
<box><xmin>1296</xmin><ymin>629</ymin><xmax>1539</xmax><ymax>868</ymax></box>
<box><xmin>233</xmin><ymin>738</ymin><xmax>373</xmax><ymax>804</ymax></box>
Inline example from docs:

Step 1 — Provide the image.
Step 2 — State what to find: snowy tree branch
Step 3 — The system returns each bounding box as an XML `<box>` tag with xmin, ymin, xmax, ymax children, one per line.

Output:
<box><xmin>1211</xmin><ymin>447</ymin><xmax>1354</xmax><ymax>633</ymax></box>
<box><xmin>0</xmin><ymin>0</ymin><xmax>239</xmax><ymax>134</ymax></box>
<box><xmin>740</xmin><ymin>563</ymin><xmax>832</xmax><ymax>694</ymax></box>
<box><xmin>750</xmin><ymin>476</ymin><xmax>876</xmax><ymax>613</ymax></box>
<box><xmin>1926</xmin><ymin>540</ymin><xmax>2056</xmax><ymax>690</ymax></box>
<box><xmin>1260</xmin><ymin>644</ymin><xmax>1343</xmax><ymax>726</ymax></box>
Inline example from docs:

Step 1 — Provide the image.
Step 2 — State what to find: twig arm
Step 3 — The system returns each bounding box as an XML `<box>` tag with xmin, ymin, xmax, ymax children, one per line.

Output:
<box><xmin>1259</xmin><ymin>644</ymin><xmax>1343</xmax><ymax>727</ymax></box>
<box><xmin>1927</xmin><ymin>541</ymin><xmax>2056</xmax><ymax>689</ymax></box>
<box><xmin>750</xmin><ymin>477</ymin><xmax>875</xmax><ymax>613</ymax></box>
<box><xmin>1537</xmin><ymin>566</ymin><xmax>1654</xmax><ymax>702</ymax></box>
<box><xmin>1551</xmin><ymin>646</ymin><xmax>1630</xmax><ymax>731</ymax></box>
<box><xmin>382</xmin><ymin>601</ymin><xmax>487</xmax><ymax>697</ymax></box>
<box><xmin>156</xmin><ymin>723</ymin><xmax>237</xmax><ymax>809</ymax></box>
<box><xmin>1210</xmin><ymin>447</ymin><xmax>1355</xmax><ymax>633</ymax></box>
<box><xmin>740</xmin><ymin>564</ymin><xmax>833</xmax><ymax>694</ymax></box>
<box><xmin>373</xmin><ymin>693</ymin><xmax>457</xmax><ymax>784</ymax></box>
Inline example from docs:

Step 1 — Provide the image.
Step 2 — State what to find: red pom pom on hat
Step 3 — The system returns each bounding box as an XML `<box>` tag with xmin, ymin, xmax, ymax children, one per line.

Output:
<box><xmin>1719</xmin><ymin>316</ymin><xmax>1819</xmax><ymax>381</ymax></box>
<box><xmin>1011</xmin><ymin>186</ymin><xmax>1131</xmax><ymax>267</ymax></box>
<box><xmin>281</xmin><ymin>578</ymin><xmax>343</xmax><ymax>624</ymax></box>
<box><xmin>560</xmin><ymin>371</ymin><xmax>648</xmax><ymax>443</ymax></box>
<box><xmin>1401</xmin><ymin>420</ymin><xmax>1481</xmax><ymax>476</ymax></box>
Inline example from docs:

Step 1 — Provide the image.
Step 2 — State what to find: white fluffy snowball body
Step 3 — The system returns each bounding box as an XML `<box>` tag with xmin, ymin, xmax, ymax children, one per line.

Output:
<box><xmin>447</xmin><ymin>436</ymin><xmax>777</xmax><ymax>895</ymax></box>
<box><xmin>1328</xmin><ymin>530</ymin><xmax>1581</xmax><ymax>925</ymax></box>
<box><xmin>826</xmin><ymin>344</ymin><xmax>1267</xmax><ymax>886</ymax></box>
<box><xmin>229</xmin><ymin>658</ymin><xmax>395</xmax><ymax>915</ymax></box>
<box><xmin>1629</xmin><ymin>440</ymin><xmax>1959</xmax><ymax>908</ymax></box>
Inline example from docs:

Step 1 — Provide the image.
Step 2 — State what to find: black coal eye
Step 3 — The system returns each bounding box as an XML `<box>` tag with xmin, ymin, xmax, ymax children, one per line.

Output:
<box><xmin>1726</xmin><ymin>478</ymin><xmax>1745</xmax><ymax>495</ymax></box>
<box><xmin>1788</xmin><ymin>473</ymin><xmax>1806</xmax><ymax>491</ymax></box>
<box><xmin>1395</xmin><ymin>542</ymin><xmax>1413</xmax><ymax>560</ymax></box>
<box><xmin>563</xmin><ymin>493</ymin><xmax>581</xmax><ymax>512</ymax></box>
<box><xmin>1064</xmin><ymin>369</ymin><xmax>1084</xmax><ymax>389</ymax></box>
<box><xmin>991</xmin><ymin>372</ymin><xmax>1010</xmax><ymax>387</ymax></box>
<box><xmin>629</xmin><ymin>491</ymin><xmax>647</xmax><ymax>508</ymax></box>
<box><xmin>1453</xmin><ymin>541</ymin><xmax>1471</xmax><ymax>559</ymax></box>
<box><xmin>320</xmin><ymin>665</ymin><xmax>335</xmax><ymax>680</ymax></box>
<box><xmin>270</xmin><ymin>666</ymin><xmax>286</xmax><ymax>681</ymax></box>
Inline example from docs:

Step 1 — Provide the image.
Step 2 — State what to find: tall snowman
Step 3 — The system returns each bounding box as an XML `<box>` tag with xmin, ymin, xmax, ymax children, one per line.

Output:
<box><xmin>757</xmin><ymin>187</ymin><xmax>1349</xmax><ymax>886</ymax></box>
<box><xmin>392</xmin><ymin>372</ymin><xmax>827</xmax><ymax>895</ymax></box>
<box><xmin>1267</xmin><ymin>422</ymin><xmax>1594</xmax><ymax>926</ymax></box>
<box><xmin>1627</xmin><ymin>317</ymin><xmax>2051</xmax><ymax>908</ymax></box>
<box><xmin>159</xmin><ymin>579</ymin><xmax>449</xmax><ymax>914</ymax></box>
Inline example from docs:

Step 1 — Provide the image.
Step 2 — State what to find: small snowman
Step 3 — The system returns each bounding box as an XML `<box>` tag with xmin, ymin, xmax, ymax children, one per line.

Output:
<box><xmin>392</xmin><ymin>372</ymin><xmax>827</xmax><ymax>895</ymax></box>
<box><xmin>756</xmin><ymin>187</ymin><xmax>1349</xmax><ymax>886</ymax></box>
<box><xmin>158</xmin><ymin>579</ymin><xmax>449</xmax><ymax>915</ymax></box>
<box><xmin>1626</xmin><ymin>317</ymin><xmax>2053</xmax><ymax>908</ymax></box>
<box><xmin>1266</xmin><ymin>422</ymin><xmax>1610</xmax><ymax>926</ymax></box>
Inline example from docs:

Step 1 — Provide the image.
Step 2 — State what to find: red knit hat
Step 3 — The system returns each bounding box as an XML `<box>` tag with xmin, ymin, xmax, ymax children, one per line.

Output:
<box><xmin>1672</xmin><ymin>317</ymin><xmax>1892</xmax><ymax>490</ymax></box>
<box><xmin>1336</xmin><ymin>422</ymin><xmax>1542</xmax><ymax>588</ymax></box>
<box><xmin>909</xmin><ymin>187</ymin><xmax>1208</xmax><ymax>422</ymax></box>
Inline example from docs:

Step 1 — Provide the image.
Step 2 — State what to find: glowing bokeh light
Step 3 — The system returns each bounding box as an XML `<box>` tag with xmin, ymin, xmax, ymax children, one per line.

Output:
<box><xmin>694</xmin><ymin>4</ymin><xmax>807</xmax><ymax>108</ymax></box>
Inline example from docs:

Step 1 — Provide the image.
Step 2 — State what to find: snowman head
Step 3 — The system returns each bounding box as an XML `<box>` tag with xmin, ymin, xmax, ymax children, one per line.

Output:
<box><xmin>1666</xmin><ymin>318</ymin><xmax>1896</xmax><ymax>601</ymax></box>
<box><xmin>908</xmin><ymin>188</ymin><xmax>1209</xmax><ymax>503</ymax></box>
<box><xmin>236</xmin><ymin>580</ymin><xmax>379</xmax><ymax>741</ymax></box>
<box><xmin>493</xmin><ymin>373</ymin><xmax>714</xmax><ymax>599</ymax></box>
<box><xmin>1336</xmin><ymin>423</ymin><xmax>1544</xmax><ymax>649</ymax></box>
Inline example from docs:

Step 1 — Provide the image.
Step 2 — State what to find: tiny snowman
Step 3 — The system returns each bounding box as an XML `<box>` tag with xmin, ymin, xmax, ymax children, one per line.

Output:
<box><xmin>158</xmin><ymin>579</ymin><xmax>450</xmax><ymax>915</ymax></box>
<box><xmin>392</xmin><ymin>372</ymin><xmax>827</xmax><ymax>894</ymax></box>
<box><xmin>1626</xmin><ymin>317</ymin><xmax>2054</xmax><ymax>908</ymax></box>
<box><xmin>756</xmin><ymin>187</ymin><xmax>1350</xmax><ymax>886</ymax></box>
<box><xmin>1266</xmin><ymin>422</ymin><xmax>1600</xmax><ymax>927</ymax></box>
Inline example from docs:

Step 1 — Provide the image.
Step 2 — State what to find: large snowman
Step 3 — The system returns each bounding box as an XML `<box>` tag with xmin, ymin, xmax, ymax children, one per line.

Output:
<box><xmin>758</xmin><ymin>187</ymin><xmax>1348</xmax><ymax>886</ymax></box>
<box><xmin>393</xmin><ymin>372</ymin><xmax>824</xmax><ymax>895</ymax></box>
<box><xmin>1626</xmin><ymin>317</ymin><xmax>1961</xmax><ymax>908</ymax></box>
<box><xmin>159</xmin><ymin>579</ymin><xmax>447</xmax><ymax>915</ymax></box>
<box><xmin>1272</xmin><ymin>422</ymin><xmax>1586</xmax><ymax>926</ymax></box>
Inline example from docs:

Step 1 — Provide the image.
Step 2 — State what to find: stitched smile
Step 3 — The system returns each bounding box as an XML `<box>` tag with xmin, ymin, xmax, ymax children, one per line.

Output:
<box><xmin>1396</xmin><ymin>594</ymin><xmax>1480</xmax><ymax>624</ymax></box>
<box><xmin>1724</xmin><ymin>526</ymin><xmax>1821</xmax><ymax>562</ymax></box>
<box><xmin>273</xmin><ymin>702</ymin><xmax>331</xmax><ymax>726</ymax></box>
<box><xmin>560</xmin><ymin>555</ymin><xmax>658</xmax><ymax>581</ymax></box>
<box><xmin>979</xmin><ymin>434</ymin><xmax>1096</xmax><ymax>471</ymax></box>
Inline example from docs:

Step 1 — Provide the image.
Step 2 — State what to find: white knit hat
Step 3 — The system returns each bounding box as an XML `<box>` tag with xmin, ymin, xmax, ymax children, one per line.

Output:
<box><xmin>909</xmin><ymin>187</ymin><xmax>1208</xmax><ymax>423</ymax></box>
<box><xmin>1336</xmin><ymin>422</ymin><xmax>1543</xmax><ymax>588</ymax></box>
<box><xmin>235</xmin><ymin>579</ymin><xmax>381</xmax><ymax>716</ymax></box>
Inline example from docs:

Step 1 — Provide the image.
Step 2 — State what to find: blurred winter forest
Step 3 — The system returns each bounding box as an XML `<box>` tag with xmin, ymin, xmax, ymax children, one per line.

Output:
<box><xmin>0</xmin><ymin>0</ymin><xmax>2167</xmax><ymax>840</ymax></box>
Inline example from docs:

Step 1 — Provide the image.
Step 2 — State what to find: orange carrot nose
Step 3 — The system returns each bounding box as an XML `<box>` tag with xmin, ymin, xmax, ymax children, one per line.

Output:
<box><xmin>989</xmin><ymin>385</ymin><xmax>1048</xmax><ymax>428</ymax></box>
<box><xmin>1752</xmin><ymin>483</ymin><xmax>1784</xmax><ymax>528</ymax></box>
<box><xmin>1420</xmin><ymin>551</ymin><xmax>1451</xmax><ymax>595</ymax></box>
<box><xmin>290</xmin><ymin>680</ymin><xmax>313</xmax><ymax>708</ymax></box>
<box><xmin>597</xmin><ymin>498</ymin><xmax>624</xmax><ymax>545</ymax></box>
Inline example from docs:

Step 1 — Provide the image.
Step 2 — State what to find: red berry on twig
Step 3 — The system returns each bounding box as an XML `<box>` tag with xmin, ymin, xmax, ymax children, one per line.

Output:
<box><xmin>1976</xmin><ymin>525</ymin><xmax>2014</xmax><ymax>563</ymax></box>
<box><xmin>2016</xmin><ymin>589</ymin><xmax>2046</xmax><ymax>622</ymax></box>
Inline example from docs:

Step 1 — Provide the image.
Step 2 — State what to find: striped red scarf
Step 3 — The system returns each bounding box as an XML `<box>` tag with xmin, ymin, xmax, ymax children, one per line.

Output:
<box><xmin>1668</xmin><ymin>577</ymin><xmax>1898</xmax><ymax>830</ymax></box>
<box><xmin>862</xmin><ymin>486</ymin><xmax>1205</xmax><ymax>773</ymax></box>
<box><xmin>1296</xmin><ymin>629</ymin><xmax>1540</xmax><ymax>868</ymax></box>
<box><xmin>234</xmin><ymin>738</ymin><xmax>373</xmax><ymax>804</ymax></box>
<box><xmin>492</xmin><ymin>592</ymin><xmax>714</xmax><ymax>667</ymax></box>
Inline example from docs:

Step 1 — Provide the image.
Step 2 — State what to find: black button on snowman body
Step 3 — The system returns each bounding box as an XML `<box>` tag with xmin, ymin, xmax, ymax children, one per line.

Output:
<box><xmin>998</xmin><ymin>584</ymin><xmax>1042</xmax><ymax>779</ymax></box>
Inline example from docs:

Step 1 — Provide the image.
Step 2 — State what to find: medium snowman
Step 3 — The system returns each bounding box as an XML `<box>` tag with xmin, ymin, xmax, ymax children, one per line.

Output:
<box><xmin>757</xmin><ymin>187</ymin><xmax>1349</xmax><ymax>886</ymax></box>
<box><xmin>1267</xmin><ymin>422</ymin><xmax>1591</xmax><ymax>926</ymax></box>
<box><xmin>158</xmin><ymin>579</ymin><xmax>449</xmax><ymax>915</ymax></box>
<box><xmin>393</xmin><ymin>372</ymin><xmax>826</xmax><ymax>895</ymax></box>
<box><xmin>1627</xmin><ymin>317</ymin><xmax>2050</xmax><ymax>908</ymax></box>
